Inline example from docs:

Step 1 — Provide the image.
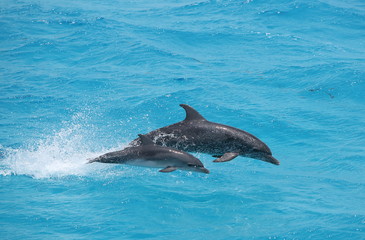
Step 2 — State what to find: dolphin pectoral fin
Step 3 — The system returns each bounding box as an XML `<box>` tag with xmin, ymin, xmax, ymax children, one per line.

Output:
<box><xmin>212</xmin><ymin>155</ymin><xmax>222</xmax><ymax>158</ymax></box>
<box><xmin>213</xmin><ymin>152</ymin><xmax>239</xmax><ymax>162</ymax></box>
<box><xmin>159</xmin><ymin>166</ymin><xmax>178</xmax><ymax>173</ymax></box>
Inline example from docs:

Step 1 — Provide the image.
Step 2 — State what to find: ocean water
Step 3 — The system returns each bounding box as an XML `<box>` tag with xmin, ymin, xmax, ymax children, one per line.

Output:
<box><xmin>1</xmin><ymin>0</ymin><xmax>364</xmax><ymax>239</ymax></box>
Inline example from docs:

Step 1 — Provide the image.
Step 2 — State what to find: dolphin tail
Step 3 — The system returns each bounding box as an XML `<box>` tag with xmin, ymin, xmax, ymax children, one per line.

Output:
<box><xmin>86</xmin><ymin>157</ymin><xmax>99</xmax><ymax>164</ymax></box>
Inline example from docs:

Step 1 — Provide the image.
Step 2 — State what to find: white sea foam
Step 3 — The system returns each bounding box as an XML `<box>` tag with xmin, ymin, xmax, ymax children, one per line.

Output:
<box><xmin>0</xmin><ymin>124</ymin><xmax>125</xmax><ymax>179</ymax></box>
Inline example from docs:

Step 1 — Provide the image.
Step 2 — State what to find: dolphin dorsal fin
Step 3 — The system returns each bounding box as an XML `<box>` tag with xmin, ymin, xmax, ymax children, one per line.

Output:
<box><xmin>180</xmin><ymin>104</ymin><xmax>206</xmax><ymax>121</ymax></box>
<box><xmin>138</xmin><ymin>134</ymin><xmax>155</xmax><ymax>145</ymax></box>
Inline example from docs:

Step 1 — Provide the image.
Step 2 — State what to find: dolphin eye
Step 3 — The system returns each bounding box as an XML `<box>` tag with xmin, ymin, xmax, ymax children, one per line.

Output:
<box><xmin>187</xmin><ymin>163</ymin><xmax>196</xmax><ymax>167</ymax></box>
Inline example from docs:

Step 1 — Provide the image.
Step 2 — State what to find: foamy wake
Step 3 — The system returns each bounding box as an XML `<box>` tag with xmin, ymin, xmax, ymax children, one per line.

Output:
<box><xmin>0</xmin><ymin>124</ymin><xmax>125</xmax><ymax>179</ymax></box>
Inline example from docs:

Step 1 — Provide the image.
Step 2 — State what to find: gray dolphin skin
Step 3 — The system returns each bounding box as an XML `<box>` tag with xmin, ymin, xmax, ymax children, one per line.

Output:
<box><xmin>129</xmin><ymin>104</ymin><xmax>280</xmax><ymax>165</ymax></box>
<box><xmin>89</xmin><ymin>134</ymin><xmax>210</xmax><ymax>174</ymax></box>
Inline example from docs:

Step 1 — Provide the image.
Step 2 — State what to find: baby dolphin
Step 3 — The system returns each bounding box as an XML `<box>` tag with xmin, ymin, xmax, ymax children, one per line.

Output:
<box><xmin>89</xmin><ymin>134</ymin><xmax>209</xmax><ymax>174</ymax></box>
<box><xmin>129</xmin><ymin>104</ymin><xmax>280</xmax><ymax>165</ymax></box>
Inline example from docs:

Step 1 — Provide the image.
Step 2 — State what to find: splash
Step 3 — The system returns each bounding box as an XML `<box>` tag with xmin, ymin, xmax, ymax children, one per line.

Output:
<box><xmin>0</xmin><ymin>123</ymin><xmax>124</xmax><ymax>179</ymax></box>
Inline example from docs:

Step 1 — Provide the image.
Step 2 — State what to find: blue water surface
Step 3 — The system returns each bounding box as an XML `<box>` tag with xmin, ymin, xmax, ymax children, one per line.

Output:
<box><xmin>1</xmin><ymin>0</ymin><xmax>365</xmax><ymax>239</ymax></box>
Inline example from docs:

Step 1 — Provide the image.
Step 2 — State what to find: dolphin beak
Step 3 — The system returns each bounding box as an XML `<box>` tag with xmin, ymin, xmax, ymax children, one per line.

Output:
<box><xmin>261</xmin><ymin>155</ymin><xmax>280</xmax><ymax>165</ymax></box>
<box><xmin>200</xmin><ymin>167</ymin><xmax>210</xmax><ymax>174</ymax></box>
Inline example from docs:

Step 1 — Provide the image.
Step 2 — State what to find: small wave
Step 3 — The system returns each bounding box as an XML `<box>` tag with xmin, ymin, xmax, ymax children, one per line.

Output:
<box><xmin>0</xmin><ymin>124</ymin><xmax>123</xmax><ymax>179</ymax></box>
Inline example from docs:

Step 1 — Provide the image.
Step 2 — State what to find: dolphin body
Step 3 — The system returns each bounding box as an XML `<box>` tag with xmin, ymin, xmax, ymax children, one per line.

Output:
<box><xmin>128</xmin><ymin>104</ymin><xmax>280</xmax><ymax>165</ymax></box>
<box><xmin>89</xmin><ymin>134</ymin><xmax>210</xmax><ymax>174</ymax></box>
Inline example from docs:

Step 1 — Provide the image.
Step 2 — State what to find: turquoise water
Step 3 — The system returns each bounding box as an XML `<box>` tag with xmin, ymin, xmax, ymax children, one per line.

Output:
<box><xmin>1</xmin><ymin>0</ymin><xmax>365</xmax><ymax>239</ymax></box>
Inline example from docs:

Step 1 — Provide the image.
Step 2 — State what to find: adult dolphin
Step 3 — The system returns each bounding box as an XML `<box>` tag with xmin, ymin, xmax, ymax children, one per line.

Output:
<box><xmin>129</xmin><ymin>104</ymin><xmax>280</xmax><ymax>165</ymax></box>
<box><xmin>89</xmin><ymin>134</ymin><xmax>210</xmax><ymax>174</ymax></box>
